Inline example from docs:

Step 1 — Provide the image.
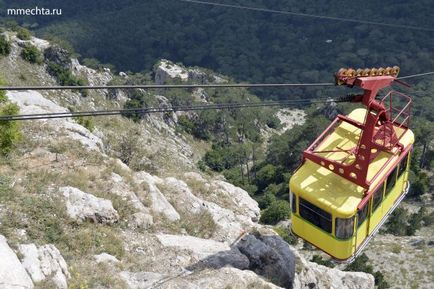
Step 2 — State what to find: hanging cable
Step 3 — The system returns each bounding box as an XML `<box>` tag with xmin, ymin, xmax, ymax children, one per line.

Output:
<box><xmin>397</xmin><ymin>71</ymin><xmax>434</xmax><ymax>80</ymax></box>
<box><xmin>0</xmin><ymin>98</ymin><xmax>346</xmax><ymax>121</ymax></box>
<box><xmin>0</xmin><ymin>82</ymin><xmax>335</xmax><ymax>91</ymax></box>
<box><xmin>179</xmin><ymin>0</ymin><xmax>434</xmax><ymax>32</ymax></box>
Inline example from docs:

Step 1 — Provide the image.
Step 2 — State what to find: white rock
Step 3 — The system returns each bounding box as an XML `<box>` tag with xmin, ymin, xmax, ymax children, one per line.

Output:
<box><xmin>0</xmin><ymin>235</ymin><xmax>34</xmax><ymax>289</ymax></box>
<box><xmin>120</xmin><ymin>271</ymin><xmax>166</xmax><ymax>289</ymax></box>
<box><xmin>210</xmin><ymin>180</ymin><xmax>260</xmax><ymax>221</ymax></box>
<box><xmin>133</xmin><ymin>172</ymin><xmax>180</xmax><ymax>221</ymax></box>
<box><xmin>130</xmin><ymin>212</ymin><xmax>153</xmax><ymax>229</ymax></box>
<box><xmin>7</xmin><ymin>91</ymin><xmax>104</xmax><ymax>152</ymax></box>
<box><xmin>94</xmin><ymin>253</ymin><xmax>120</xmax><ymax>264</ymax></box>
<box><xmin>60</xmin><ymin>186</ymin><xmax>119</xmax><ymax>224</ymax></box>
<box><xmin>156</xmin><ymin>234</ymin><xmax>230</xmax><ymax>259</ymax></box>
<box><xmin>19</xmin><ymin>244</ymin><xmax>70</xmax><ymax>289</ymax></box>
<box><xmin>155</xmin><ymin>60</ymin><xmax>189</xmax><ymax>84</ymax></box>
<box><xmin>293</xmin><ymin>250</ymin><xmax>374</xmax><ymax>289</ymax></box>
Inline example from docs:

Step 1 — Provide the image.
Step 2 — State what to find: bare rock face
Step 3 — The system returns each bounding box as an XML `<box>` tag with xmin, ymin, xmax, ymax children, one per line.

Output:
<box><xmin>19</xmin><ymin>244</ymin><xmax>70</xmax><ymax>289</ymax></box>
<box><xmin>154</xmin><ymin>60</ymin><xmax>189</xmax><ymax>84</ymax></box>
<box><xmin>293</xmin><ymin>250</ymin><xmax>375</xmax><ymax>289</ymax></box>
<box><xmin>0</xmin><ymin>235</ymin><xmax>34</xmax><ymax>289</ymax></box>
<box><xmin>60</xmin><ymin>186</ymin><xmax>119</xmax><ymax>224</ymax></box>
<box><xmin>44</xmin><ymin>46</ymin><xmax>71</xmax><ymax>68</ymax></box>
<box><xmin>133</xmin><ymin>172</ymin><xmax>181</xmax><ymax>221</ymax></box>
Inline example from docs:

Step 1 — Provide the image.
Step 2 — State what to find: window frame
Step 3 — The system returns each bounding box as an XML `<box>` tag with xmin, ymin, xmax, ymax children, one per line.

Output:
<box><xmin>299</xmin><ymin>197</ymin><xmax>333</xmax><ymax>234</ymax></box>
<box><xmin>371</xmin><ymin>184</ymin><xmax>384</xmax><ymax>213</ymax></box>
<box><xmin>397</xmin><ymin>153</ymin><xmax>409</xmax><ymax>179</ymax></box>
<box><xmin>385</xmin><ymin>167</ymin><xmax>398</xmax><ymax>195</ymax></box>
<box><xmin>357</xmin><ymin>202</ymin><xmax>369</xmax><ymax>228</ymax></box>
<box><xmin>335</xmin><ymin>216</ymin><xmax>355</xmax><ymax>240</ymax></box>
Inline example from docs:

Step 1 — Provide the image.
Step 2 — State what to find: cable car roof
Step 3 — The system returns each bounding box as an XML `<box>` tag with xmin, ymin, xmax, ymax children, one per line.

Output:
<box><xmin>290</xmin><ymin>108</ymin><xmax>414</xmax><ymax>218</ymax></box>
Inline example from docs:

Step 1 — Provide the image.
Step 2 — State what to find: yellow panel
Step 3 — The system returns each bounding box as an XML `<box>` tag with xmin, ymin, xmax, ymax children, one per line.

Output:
<box><xmin>292</xmin><ymin>214</ymin><xmax>355</xmax><ymax>260</ymax></box>
<box><xmin>290</xmin><ymin>108</ymin><xmax>414</xmax><ymax>219</ymax></box>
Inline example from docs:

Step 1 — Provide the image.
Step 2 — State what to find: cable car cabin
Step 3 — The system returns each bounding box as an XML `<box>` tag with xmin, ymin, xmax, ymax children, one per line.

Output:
<box><xmin>289</xmin><ymin>67</ymin><xmax>414</xmax><ymax>262</ymax></box>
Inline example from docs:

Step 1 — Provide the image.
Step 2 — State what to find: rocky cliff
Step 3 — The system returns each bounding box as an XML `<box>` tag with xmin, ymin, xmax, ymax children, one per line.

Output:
<box><xmin>0</xmin><ymin>31</ymin><xmax>375</xmax><ymax>289</ymax></box>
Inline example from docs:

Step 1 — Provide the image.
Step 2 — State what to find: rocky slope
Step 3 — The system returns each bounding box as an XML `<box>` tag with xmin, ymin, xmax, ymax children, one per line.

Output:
<box><xmin>0</xmin><ymin>31</ymin><xmax>375</xmax><ymax>289</ymax></box>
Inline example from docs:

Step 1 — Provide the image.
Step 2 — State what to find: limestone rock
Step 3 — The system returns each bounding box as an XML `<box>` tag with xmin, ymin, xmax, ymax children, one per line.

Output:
<box><xmin>94</xmin><ymin>253</ymin><xmax>120</xmax><ymax>264</ymax></box>
<box><xmin>0</xmin><ymin>235</ymin><xmax>34</xmax><ymax>289</ymax></box>
<box><xmin>293</xmin><ymin>250</ymin><xmax>375</xmax><ymax>289</ymax></box>
<box><xmin>156</xmin><ymin>234</ymin><xmax>230</xmax><ymax>259</ymax></box>
<box><xmin>130</xmin><ymin>212</ymin><xmax>154</xmax><ymax>229</ymax></box>
<box><xmin>19</xmin><ymin>243</ymin><xmax>70</xmax><ymax>289</ymax></box>
<box><xmin>120</xmin><ymin>271</ymin><xmax>167</xmax><ymax>289</ymax></box>
<box><xmin>60</xmin><ymin>186</ymin><xmax>119</xmax><ymax>224</ymax></box>
<box><xmin>133</xmin><ymin>172</ymin><xmax>180</xmax><ymax>221</ymax></box>
<box><xmin>155</xmin><ymin>60</ymin><xmax>189</xmax><ymax>84</ymax></box>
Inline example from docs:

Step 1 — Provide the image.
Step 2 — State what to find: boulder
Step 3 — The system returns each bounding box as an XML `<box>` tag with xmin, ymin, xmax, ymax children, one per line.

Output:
<box><xmin>19</xmin><ymin>244</ymin><xmax>70</xmax><ymax>289</ymax></box>
<box><xmin>60</xmin><ymin>186</ymin><xmax>119</xmax><ymax>224</ymax></box>
<box><xmin>0</xmin><ymin>235</ymin><xmax>34</xmax><ymax>289</ymax></box>
<box><xmin>44</xmin><ymin>46</ymin><xmax>71</xmax><ymax>68</ymax></box>
<box><xmin>236</xmin><ymin>234</ymin><xmax>295</xmax><ymax>289</ymax></box>
<box><xmin>94</xmin><ymin>253</ymin><xmax>120</xmax><ymax>264</ymax></box>
<box><xmin>154</xmin><ymin>60</ymin><xmax>188</xmax><ymax>84</ymax></box>
<box><xmin>130</xmin><ymin>212</ymin><xmax>154</xmax><ymax>229</ymax></box>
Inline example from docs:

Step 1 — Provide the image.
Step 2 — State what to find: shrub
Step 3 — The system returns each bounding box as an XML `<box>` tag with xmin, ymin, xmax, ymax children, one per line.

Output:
<box><xmin>311</xmin><ymin>255</ymin><xmax>335</xmax><ymax>268</ymax></box>
<box><xmin>273</xmin><ymin>226</ymin><xmax>298</xmax><ymax>245</ymax></box>
<box><xmin>16</xmin><ymin>27</ymin><xmax>32</xmax><ymax>40</ymax></box>
<box><xmin>0</xmin><ymin>103</ymin><xmax>22</xmax><ymax>155</ymax></box>
<box><xmin>0</xmin><ymin>35</ymin><xmax>11</xmax><ymax>56</ymax></box>
<box><xmin>260</xmin><ymin>200</ymin><xmax>290</xmax><ymax>225</ymax></box>
<box><xmin>46</xmin><ymin>62</ymin><xmax>88</xmax><ymax>96</ymax></box>
<box><xmin>74</xmin><ymin>116</ymin><xmax>95</xmax><ymax>132</ymax></box>
<box><xmin>122</xmin><ymin>89</ymin><xmax>157</xmax><ymax>122</ymax></box>
<box><xmin>21</xmin><ymin>43</ymin><xmax>43</xmax><ymax>64</ymax></box>
<box><xmin>0</xmin><ymin>78</ymin><xmax>7</xmax><ymax>103</ymax></box>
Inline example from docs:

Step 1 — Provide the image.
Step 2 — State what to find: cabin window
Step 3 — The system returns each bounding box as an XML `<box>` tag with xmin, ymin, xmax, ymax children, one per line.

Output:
<box><xmin>372</xmin><ymin>184</ymin><xmax>383</xmax><ymax>212</ymax></box>
<box><xmin>357</xmin><ymin>202</ymin><xmax>369</xmax><ymax>228</ymax></box>
<box><xmin>299</xmin><ymin>198</ymin><xmax>332</xmax><ymax>233</ymax></box>
<box><xmin>385</xmin><ymin>167</ymin><xmax>398</xmax><ymax>195</ymax></box>
<box><xmin>335</xmin><ymin>216</ymin><xmax>355</xmax><ymax>239</ymax></box>
<box><xmin>397</xmin><ymin>154</ymin><xmax>409</xmax><ymax>178</ymax></box>
<box><xmin>291</xmin><ymin>193</ymin><xmax>297</xmax><ymax>213</ymax></box>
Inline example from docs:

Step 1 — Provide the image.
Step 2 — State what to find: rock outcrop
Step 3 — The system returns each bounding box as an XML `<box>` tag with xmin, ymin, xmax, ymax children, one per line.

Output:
<box><xmin>19</xmin><ymin>244</ymin><xmax>70</xmax><ymax>289</ymax></box>
<box><xmin>0</xmin><ymin>235</ymin><xmax>34</xmax><ymax>289</ymax></box>
<box><xmin>60</xmin><ymin>186</ymin><xmax>119</xmax><ymax>224</ymax></box>
<box><xmin>293</xmin><ymin>250</ymin><xmax>375</xmax><ymax>289</ymax></box>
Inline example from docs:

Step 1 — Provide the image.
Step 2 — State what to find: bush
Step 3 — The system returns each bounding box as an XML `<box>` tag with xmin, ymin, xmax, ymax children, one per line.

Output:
<box><xmin>16</xmin><ymin>27</ymin><xmax>32</xmax><ymax>40</ymax></box>
<box><xmin>74</xmin><ymin>116</ymin><xmax>95</xmax><ymax>132</ymax></box>
<box><xmin>46</xmin><ymin>62</ymin><xmax>88</xmax><ymax>96</ymax></box>
<box><xmin>0</xmin><ymin>35</ymin><xmax>11</xmax><ymax>56</ymax></box>
<box><xmin>122</xmin><ymin>89</ymin><xmax>157</xmax><ymax>122</ymax></box>
<box><xmin>0</xmin><ymin>78</ymin><xmax>7</xmax><ymax>103</ymax></box>
<box><xmin>21</xmin><ymin>43</ymin><xmax>43</xmax><ymax>64</ymax></box>
<box><xmin>260</xmin><ymin>200</ymin><xmax>290</xmax><ymax>225</ymax></box>
<box><xmin>311</xmin><ymin>255</ymin><xmax>335</xmax><ymax>268</ymax></box>
<box><xmin>273</xmin><ymin>226</ymin><xmax>298</xmax><ymax>245</ymax></box>
<box><xmin>0</xmin><ymin>103</ymin><xmax>22</xmax><ymax>155</ymax></box>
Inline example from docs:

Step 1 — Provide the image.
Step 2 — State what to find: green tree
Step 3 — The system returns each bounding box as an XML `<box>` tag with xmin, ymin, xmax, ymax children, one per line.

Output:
<box><xmin>0</xmin><ymin>103</ymin><xmax>22</xmax><ymax>155</ymax></box>
<box><xmin>345</xmin><ymin>254</ymin><xmax>389</xmax><ymax>289</ymax></box>
<box><xmin>259</xmin><ymin>200</ymin><xmax>290</xmax><ymax>225</ymax></box>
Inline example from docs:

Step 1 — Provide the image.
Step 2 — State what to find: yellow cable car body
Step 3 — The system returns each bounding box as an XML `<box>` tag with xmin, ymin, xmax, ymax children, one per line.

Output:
<box><xmin>290</xmin><ymin>108</ymin><xmax>414</xmax><ymax>262</ymax></box>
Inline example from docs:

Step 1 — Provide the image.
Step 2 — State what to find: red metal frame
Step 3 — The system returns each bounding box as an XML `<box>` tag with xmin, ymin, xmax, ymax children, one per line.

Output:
<box><xmin>303</xmin><ymin>73</ymin><xmax>412</xmax><ymax>189</ymax></box>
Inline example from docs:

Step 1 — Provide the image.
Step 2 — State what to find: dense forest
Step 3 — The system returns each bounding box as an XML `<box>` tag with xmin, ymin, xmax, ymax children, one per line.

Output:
<box><xmin>1</xmin><ymin>0</ymin><xmax>434</xmax><ymax>100</ymax></box>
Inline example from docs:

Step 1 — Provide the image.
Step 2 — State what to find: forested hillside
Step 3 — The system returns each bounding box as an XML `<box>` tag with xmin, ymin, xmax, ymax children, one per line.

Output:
<box><xmin>2</xmin><ymin>0</ymin><xmax>434</xmax><ymax>96</ymax></box>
